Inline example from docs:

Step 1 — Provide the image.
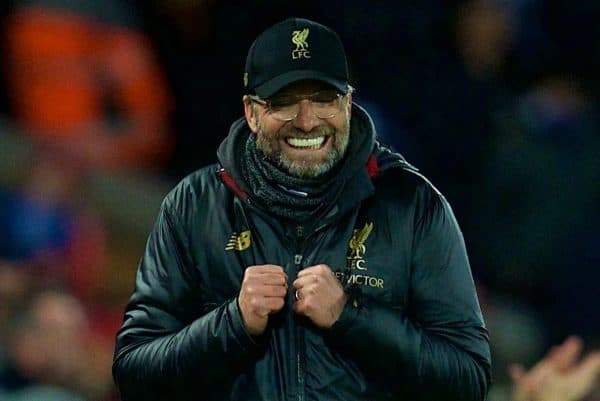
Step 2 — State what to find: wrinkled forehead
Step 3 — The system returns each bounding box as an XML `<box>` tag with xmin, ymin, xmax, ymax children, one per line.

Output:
<box><xmin>272</xmin><ymin>79</ymin><xmax>337</xmax><ymax>98</ymax></box>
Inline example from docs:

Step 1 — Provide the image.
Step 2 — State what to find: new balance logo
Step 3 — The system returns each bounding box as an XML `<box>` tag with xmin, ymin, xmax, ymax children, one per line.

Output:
<box><xmin>225</xmin><ymin>230</ymin><xmax>252</xmax><ymax>251</ymax></box>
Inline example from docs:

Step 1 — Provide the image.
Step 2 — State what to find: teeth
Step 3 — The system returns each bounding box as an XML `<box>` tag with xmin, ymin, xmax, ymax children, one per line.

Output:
<box><xmin>286</xmin><ymin>136</ymin><xmax>326</xmax><ymax>149</ymax></box>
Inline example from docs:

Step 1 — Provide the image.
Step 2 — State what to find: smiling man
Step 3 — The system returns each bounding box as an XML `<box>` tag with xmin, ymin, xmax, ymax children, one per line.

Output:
<box><xmin>113</xmin><ymin>18</ymin><xmax>491</xmax><ymax>401</ymax></box>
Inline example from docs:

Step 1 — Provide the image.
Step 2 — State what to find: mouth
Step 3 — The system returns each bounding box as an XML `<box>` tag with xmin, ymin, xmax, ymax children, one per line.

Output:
<box><xmin>285</xmin><ymin>136</ymin><xmax>328</xmax><ymax>150</ymax></box>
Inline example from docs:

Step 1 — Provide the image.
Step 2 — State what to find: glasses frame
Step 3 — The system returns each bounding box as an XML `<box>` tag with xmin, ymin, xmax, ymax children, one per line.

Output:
<box><xmin>248</xmin><ymin>86</ymin><xmax>353</xmax><ymax>122</ymax></box>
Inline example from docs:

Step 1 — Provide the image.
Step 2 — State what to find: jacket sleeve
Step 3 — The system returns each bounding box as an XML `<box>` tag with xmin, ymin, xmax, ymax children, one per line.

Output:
<box><xmin>329</xmin><ymin>188</ymin><xmax>491</xmax><ymax>400</ymax></box>
<box><xmin>112</xmin><ymin>195</ymin><xmax>264</xmax><ymax>401</ymax></box>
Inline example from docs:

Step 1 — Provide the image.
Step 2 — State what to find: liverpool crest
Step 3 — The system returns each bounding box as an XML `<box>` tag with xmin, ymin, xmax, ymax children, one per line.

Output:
<box><xmin>347</xmin><ymin>222</ymin><xmax>373</xmax><ymax>270</ymax></box>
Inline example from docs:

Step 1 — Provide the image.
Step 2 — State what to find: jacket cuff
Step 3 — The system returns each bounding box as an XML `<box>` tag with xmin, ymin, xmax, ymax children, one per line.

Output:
<box><xmin>329</xmin><ymin>290</ymin><xmax>361</xmax><ymax>335</ymax></box>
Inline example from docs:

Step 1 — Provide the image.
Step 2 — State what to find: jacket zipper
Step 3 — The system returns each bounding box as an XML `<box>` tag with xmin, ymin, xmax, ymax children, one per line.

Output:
<box><xmin>294</xmin><ymin>225</ymin><xmax>305</xmax><ymax>401</ymax></box>
<box><xmin>294</xmin><ymin>252</ymin><xmax>305</xmax><ymax>401</ymax></box>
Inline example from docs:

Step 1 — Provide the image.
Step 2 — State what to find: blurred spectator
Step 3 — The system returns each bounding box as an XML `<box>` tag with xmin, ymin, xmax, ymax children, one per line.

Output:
<box><xmin>0</xmin><ymin>148</ymin><xmax>122</xmax><ymax>400</ymax></box>
<box><xmin>509</xmin><ymin>336</ymin><xmax>600</xmax><ymax>401</ymax></box>
<box><xmin>478</xmin><ymin>286</ymin><xmax>547</xmax><ymax>391</ymax></box>
<box><xmin>469</xmin><ymin>74</ymin><xmax>599</xmax><ymax>343</ymax></box>
<box><xmin>385</xmin><ymin>0</ymin><xmax>513</xmax><ymax>235</ymax></box>
<box><xmin>455</xmin><ymin>0</ymin><xmax>514</xmax><ymax>80</ymax></box>
<box><xmin>3</xmin><ymin>0</ymin><xmax>173</xmax><ymax>172</ymax></box>
<box><xmin>0</xmin><ymin>289</ymin><xmax>115</xmax><ymax>401</ymax></box>
<box><xmin>0</xmin><ymin>149</ymin><xmax>107</xmax><ymax>301</ymax></box>
<box><xmin>0</xmin><ymin>261</ymin><xmax>30</xmax><ymax>371</ymax></box>
<box><xmin>0</xmin><ymin>4</ymin><xmax>11</xmax><ymax>116</ymax></box>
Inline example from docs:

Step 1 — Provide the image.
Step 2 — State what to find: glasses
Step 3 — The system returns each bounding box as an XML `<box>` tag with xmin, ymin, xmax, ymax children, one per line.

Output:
<box><xmin>248</xmin><ymin>89</ymin><xmax>349</xmax><ymax>122</ymax></box>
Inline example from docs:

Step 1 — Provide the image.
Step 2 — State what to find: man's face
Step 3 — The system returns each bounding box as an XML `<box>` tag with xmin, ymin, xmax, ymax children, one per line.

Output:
<box><xmin>245</xmin><ymin>81</ymin><xmax>352</xmax><ymax>178</ymax></box>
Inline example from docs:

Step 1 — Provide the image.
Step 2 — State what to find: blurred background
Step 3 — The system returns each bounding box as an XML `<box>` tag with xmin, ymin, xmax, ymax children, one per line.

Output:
<box><xmin>0</xmin><ymin>1</ymin><xmax>597</xmax><ymax>400</ymax></box>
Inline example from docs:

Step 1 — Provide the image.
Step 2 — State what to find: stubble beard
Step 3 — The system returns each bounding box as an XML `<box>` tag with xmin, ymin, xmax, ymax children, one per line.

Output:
<box><xmin>255</xmin><ymin>116</ymin><xmax>351</xmax><ymax>179</ymax></box>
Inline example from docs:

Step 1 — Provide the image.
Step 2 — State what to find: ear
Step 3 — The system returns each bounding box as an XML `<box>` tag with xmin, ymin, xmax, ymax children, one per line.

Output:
<box><xmin>346</xmin><ymin>92</ymin><xmax>353</xmax><ymax>117</ymax></box>
<box><xmin>243</xmin><ymin>96</ymin><xmax>259</xmax><ymax>133</ymax></box>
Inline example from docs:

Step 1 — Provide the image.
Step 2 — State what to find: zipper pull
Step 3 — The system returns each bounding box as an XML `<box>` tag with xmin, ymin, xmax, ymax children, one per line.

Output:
<box><xmin>296</xmin><ymin>225</ymin><xmax>304</xmax><ymax>237</ymax></box>
<box><xmin>294</xmin><ymin>254</ymin><xmax>303</xmax><ymax>266</ymax></box>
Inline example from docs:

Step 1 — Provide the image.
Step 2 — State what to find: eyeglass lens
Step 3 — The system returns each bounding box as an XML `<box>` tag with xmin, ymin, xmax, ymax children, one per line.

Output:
<box><xmin>269</xmin><ymin>91</ymin><xmax>342</xmax><ymax>121</ymax></box>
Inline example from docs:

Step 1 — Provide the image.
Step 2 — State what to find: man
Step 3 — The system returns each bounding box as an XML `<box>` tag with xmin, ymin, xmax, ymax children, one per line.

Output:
<box><xmin>113</xmin><ymin>17</ymin><xmax>491</xmax><ymax>401</ymax></box>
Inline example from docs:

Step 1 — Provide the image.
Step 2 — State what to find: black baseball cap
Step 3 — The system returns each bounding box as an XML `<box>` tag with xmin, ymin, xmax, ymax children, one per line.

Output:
<box><xmin>244</xmin><ymin>18</ymin><xmax>350</xmax><ymax>98</ymax></box>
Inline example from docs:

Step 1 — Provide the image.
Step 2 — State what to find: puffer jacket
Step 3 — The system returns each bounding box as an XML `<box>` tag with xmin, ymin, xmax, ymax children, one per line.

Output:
<box><xmin>113</xmin><ymin>105</ymin><xmax>491</xmax><ymax>401</ymax></box>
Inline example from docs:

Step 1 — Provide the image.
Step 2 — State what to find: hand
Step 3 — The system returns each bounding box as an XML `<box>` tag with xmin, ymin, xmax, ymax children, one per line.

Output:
<box><xmin>509</xmin><ymin>336</ymin><xmax>600</xmax><ymax>401</ymax></box>
<box><xmin>292</xmin><ymin>264</ymin><xmax>346</xmax><ymax>328</ymax></box>
<box><xmin>238</xmin><ymin>265</ymin><xmax>287</xmax><ymax>336</ymax></box>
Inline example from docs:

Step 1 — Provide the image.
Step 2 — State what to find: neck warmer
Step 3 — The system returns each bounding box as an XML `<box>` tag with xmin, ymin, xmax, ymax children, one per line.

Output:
<box><xmin>240</xmin><ymin>134</ymin><xmax>346</xmax><ymax>222</ymax></box>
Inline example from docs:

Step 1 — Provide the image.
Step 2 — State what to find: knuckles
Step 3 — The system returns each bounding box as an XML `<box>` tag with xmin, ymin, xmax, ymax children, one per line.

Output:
<box><xmin>317</xmin><ymin>264</ymin><xmax>331</xmax><ymax>275</ymax></box>
<box><xmin>302</xmin><ymin>299</ymin><xmax>314</xmax><ymax>312</ymax></box>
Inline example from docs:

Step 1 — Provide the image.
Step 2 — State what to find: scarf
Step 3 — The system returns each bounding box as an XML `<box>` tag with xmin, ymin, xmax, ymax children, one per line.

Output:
<box><xmin>240</xmin><ymin>135</ymin><xmax>346</xmax><ymax>222</ymax></box>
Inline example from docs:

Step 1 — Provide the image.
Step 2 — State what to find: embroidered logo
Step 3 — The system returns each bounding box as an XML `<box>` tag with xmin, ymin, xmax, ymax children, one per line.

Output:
<box><xmin>335</xmin><ymin>222</ymin><xmax>384</xmax><ymax>289</ymax></box>
<box><xmin>347</xmin><ymin>222</ymin><xmax>373</xmax><ymax>270</ymax></box>
<box><xmin>291</xmin><ymin>28</ymin><xmax>311</xmax><ymax>59</ymax></box>
<box><xmin>225</xmin><ymin>230</ymin><xmax>252</xmax><ymax>251</ymax></box>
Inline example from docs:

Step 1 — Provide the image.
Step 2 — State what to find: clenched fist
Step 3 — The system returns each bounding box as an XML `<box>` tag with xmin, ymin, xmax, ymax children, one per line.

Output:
<box><xmin>238</xmin><ymin>265</ymin><xmax>288</xmax><ymax>336</ymax></box>
<box><xmin>293</xmin><ymin>264</ymin><xmax>346</xmax><ymax>328</ymax></box>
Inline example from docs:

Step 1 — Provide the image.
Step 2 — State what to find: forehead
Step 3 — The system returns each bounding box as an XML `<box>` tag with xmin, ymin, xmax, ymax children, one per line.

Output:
<box><xmin>273</xmin><ymin>80</ymin><xmax>335</xmax><ymax>97</ymax></box>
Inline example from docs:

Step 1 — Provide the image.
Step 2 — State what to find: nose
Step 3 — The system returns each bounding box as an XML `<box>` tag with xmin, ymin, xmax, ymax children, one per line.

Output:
<box><xmin>292</xmin><ymin>100</ymin><xmax>321</xmax><ymax>132</ymax></box>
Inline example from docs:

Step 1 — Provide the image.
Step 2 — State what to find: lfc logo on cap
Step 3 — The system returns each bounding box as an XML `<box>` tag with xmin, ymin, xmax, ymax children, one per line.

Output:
<box><xmin>291</xmin><ymin>28</ymin><xmax>311</xmax><ymax>60</ymax></box>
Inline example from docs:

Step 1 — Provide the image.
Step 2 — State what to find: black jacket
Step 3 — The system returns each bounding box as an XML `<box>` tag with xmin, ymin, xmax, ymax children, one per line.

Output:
<box><xmin>113</xmin><ymin>106</ymin><xmax>491</xmax><ymax>401</ymax></box>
